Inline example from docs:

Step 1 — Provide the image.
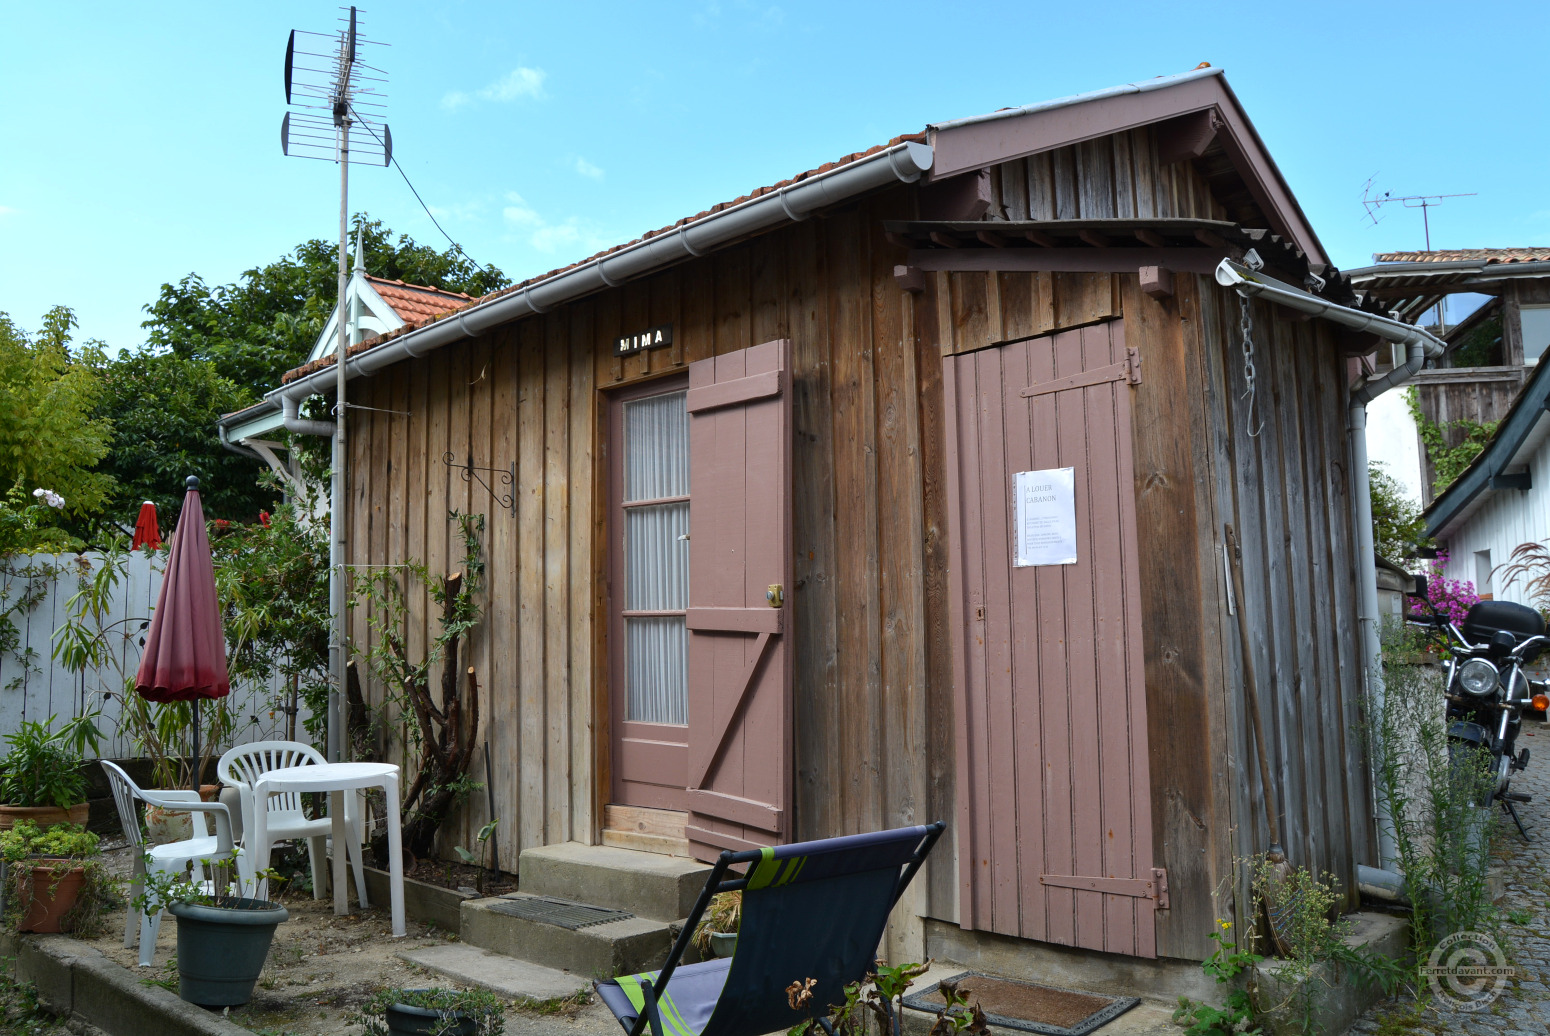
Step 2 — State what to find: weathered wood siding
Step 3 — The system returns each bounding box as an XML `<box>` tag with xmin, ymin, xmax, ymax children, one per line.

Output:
<box><xmin>342</xmin><ymin>122</ymin><xmax>1369</xmax><ymax>963</ymax></box>
<box><xmin>1193</xmin><ymin>279</ymin><xmax>1374</xmax><ymax>927</ymax></box>
<box><xmin>1411</xmin><ymin>368</ymin><xmax>1528</xmax><ymax>504</ymax></box>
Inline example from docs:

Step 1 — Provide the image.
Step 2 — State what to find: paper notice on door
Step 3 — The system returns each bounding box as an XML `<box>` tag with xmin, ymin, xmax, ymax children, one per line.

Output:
<box><xmin>1013</xmin><ymin>467</ymin><xmax>1077</xmax><ymax>567</ymax></box>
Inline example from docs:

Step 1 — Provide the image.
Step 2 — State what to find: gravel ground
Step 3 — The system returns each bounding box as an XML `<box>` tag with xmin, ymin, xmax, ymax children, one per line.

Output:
<box><xmin>52</xmin><ymin>839</ymin><xmax>614</xmax><ymax>1035</ymax></box>
<box><xmin>1347</xmin><ymin>715</ymin><xmax>1550</xmax><ymax>1035</ymax></box>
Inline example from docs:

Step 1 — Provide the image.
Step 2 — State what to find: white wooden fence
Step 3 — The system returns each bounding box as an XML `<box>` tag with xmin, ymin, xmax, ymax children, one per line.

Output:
<box><xmin>0</xmin><ymin>552</ymin><xmax>302</xmax><ymax>759</ymax></box>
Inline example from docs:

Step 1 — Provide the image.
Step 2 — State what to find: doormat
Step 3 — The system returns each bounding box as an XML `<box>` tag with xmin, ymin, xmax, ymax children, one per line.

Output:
<box><xmin>901</xmin><ymin>972</ymin><xmax>1139</xmax><ymax>1036</ymax></box>
<box><xmin>489</xmin><ymin>895</ymin><xmax>635</xmax><ymax>930</ymax></box>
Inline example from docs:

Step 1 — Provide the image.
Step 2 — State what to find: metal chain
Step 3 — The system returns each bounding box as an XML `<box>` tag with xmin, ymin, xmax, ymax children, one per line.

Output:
<box><xmin>1239</xmin><ymin>294</ymin><xmax>1263</xmax><ymax>437</ymax></box>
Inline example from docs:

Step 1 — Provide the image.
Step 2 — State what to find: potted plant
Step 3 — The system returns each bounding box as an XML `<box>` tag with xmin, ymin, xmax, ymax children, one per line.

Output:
<box><xmin>691</xmin><ymin>889</ymin><xmax>741</xmax><ymax>958</ymax></box>
<box><xmin>0</xmin><ymin>714</ymin><xmax>103</xmax><ymax>830</ymax></box>
<box><xmin>359</xmin><ymin>987</ymin><xmax>506</xmax><ymax>1036</ymax></box>
<box><xmin>0</xmin><ymin>820</ymin><xmax>101</xmax><ymax>933</ymax></box>
<box><xmin>136</xmin><ymin>858</ymin><xmax>288</xmax><ymax>1007</ymax></box>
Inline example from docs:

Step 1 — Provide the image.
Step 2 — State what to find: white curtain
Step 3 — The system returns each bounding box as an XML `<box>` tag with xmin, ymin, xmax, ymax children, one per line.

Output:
<box><xmin>623</xmin><ymin>392</ymin><xmax>689</xmax><ymax>725</ymax></box>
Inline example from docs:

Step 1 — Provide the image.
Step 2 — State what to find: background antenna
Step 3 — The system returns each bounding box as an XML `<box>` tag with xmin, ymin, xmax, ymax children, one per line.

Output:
<box><xmin>279</xmin><ymin>5</ymin><xmax>391</xmax><ymax>764</ymax></box>
<box><xmin>1361</xmin><ymin>178</ymin><xmax>1476</xmax><ymax>251</ymax></box>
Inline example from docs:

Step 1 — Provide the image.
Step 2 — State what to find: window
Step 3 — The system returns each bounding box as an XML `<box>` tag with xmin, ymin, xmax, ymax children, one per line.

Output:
<box><xmin>1475</xmin><ymin>549</ymin><xmax>1493</xmax><ymax>598</ymax></box>
<box><xmin>1521</xmin><ymin>306</ymin><xmax>1550</xmax><ymax>365</ymax></box>
<box><xmin>621</xmin><ymin>390</ymin><xmax>690</xmax><ymax>726</ymax></box>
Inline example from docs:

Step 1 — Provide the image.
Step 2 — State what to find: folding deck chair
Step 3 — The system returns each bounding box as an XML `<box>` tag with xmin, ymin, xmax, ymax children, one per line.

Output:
<box><xmin>597</xmin><ymin>822</ymin><xmax>945</xmax><ymax>1036</ymax></box>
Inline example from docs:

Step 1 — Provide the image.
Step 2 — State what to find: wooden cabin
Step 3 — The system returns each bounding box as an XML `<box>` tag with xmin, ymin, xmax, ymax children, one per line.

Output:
<box><xmin>254</xmin><ymin>66</ymin><xmax>1385</xmax><ymax>969</ymax></box>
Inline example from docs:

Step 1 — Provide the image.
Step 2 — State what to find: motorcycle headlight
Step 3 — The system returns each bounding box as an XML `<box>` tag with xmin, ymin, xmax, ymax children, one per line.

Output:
<box><xmin>1458</xmin><ymin>658</ymin><xmax>1500</xmax><ymax>697</ymax></box>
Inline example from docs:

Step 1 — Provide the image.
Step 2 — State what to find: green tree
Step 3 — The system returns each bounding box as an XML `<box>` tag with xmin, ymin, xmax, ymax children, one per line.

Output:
<box><xmin>83</xmin><ymin>350</ymin><xmax>277</xmax><ymax>535</ymax></box>
<box><xmin>0</xmin><ymin>307</ymin><xmax>113</xmax><ymax>522</ymax></box>
<box><xmin>141</xmin><ymin>217</ymin><xmax>509</xmax><ymax>396</ymax></box>
<box><xmin>1370</xmin><ymin>462</ymin><xmax>1429</xmax><ymax>562</ymax></box>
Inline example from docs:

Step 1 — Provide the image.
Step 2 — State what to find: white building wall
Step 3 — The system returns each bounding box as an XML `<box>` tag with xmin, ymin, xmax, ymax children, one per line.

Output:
<box><xmin>1368</xmin><ymin>388</ymin><xmax>1424</xmax><ymax>506</ymax></box>
<box><xmin>1439</xmin><ymin>439</ymin><xmax>1550</xmax><ymax>607</ymax></box>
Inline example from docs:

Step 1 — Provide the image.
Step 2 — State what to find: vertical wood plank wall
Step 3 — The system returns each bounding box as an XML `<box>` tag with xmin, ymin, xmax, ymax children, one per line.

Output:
<box><xmin>342</xmin><ymin>124</ymin><xmax>1371</xmax><ymax>963</ymax></box>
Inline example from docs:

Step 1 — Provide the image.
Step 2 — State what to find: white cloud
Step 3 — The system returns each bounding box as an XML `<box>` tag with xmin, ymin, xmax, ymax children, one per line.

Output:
<box><xmin>444</xmin><ymin>67</ymin><xmax>547</xmax><ymax>111</ymax></box>
<box><xmin>573</xmin><ymin>157</ymin><xmax>604</xmax><ymax>180</ymax></box>
<box><xmin>482</xmin><ymin>67</ymin><xmax>546</xmax><ymax>102</ymax></box>
<box><xmin>500</xmin><ymin>193</ymin><xmax>609</xmax><ymax>254</ymax></box>
<box><xmin>502</xmin><ymin>192</ymin><xmax>542</xmax><ymax>228</ymax></box>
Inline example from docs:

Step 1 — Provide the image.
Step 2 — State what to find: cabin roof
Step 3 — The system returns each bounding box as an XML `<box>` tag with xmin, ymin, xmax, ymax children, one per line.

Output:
<box><xmin>273</xmin><ymin>65</ymin><xmax>1327</xmax><ymax>395</ymax></box>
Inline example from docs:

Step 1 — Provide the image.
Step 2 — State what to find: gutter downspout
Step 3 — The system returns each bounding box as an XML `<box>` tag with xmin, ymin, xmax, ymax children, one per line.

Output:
<box><xmin>271</xmin><ymin>140</ymin><xmax>934</xmax><ymax>406</ymax></box>
<box><xmin>1214</xmin><ymin>258</ymin><xmax>1445</xmax><ymax>878</ymax></box>
<box><xmin>282</xmin><ymin>395</ymin><xmax>335</xmax><ymax>438</ymax></box>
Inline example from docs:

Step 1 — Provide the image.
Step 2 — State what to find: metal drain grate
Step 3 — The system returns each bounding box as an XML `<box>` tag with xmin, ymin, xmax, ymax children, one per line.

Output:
<box><xmin>490</xmin><ymin>895</ymin><xmax>635</xmax><ymax>930</ymax></box>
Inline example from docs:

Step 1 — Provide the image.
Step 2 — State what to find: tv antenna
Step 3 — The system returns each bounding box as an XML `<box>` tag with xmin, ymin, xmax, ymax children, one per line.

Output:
<box><xmin>280</xmin><ymin>6</ymin><xmax>391</xmax><ymax>764</ymax></box>
<box><xmin>1361</xmin><ymin>177</ymin><xmax>1476</xmax><ymax>251</ymax></box>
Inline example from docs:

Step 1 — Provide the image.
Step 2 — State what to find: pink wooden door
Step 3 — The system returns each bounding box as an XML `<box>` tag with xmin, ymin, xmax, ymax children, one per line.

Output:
<box><xmin>944</xmin><ymin>320</ymin><xmax>1161</xmax><ymax>958</ymax></box>
<box><xmin>684</xmin><ymin>339</ymin><xmax>794</xmax><ymax>861</ymax></box>
<box><xmin>609</xmin><ymin>376</ymin><xmax>693</xmax><ymax>814</ymax></box>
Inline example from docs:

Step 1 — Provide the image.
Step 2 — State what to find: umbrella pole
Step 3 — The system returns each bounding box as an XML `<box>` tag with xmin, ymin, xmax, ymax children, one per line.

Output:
<box><xmin>191</xmin><ymin>699</ymin><xmax>201</xmax><ymax>794</ymax></box>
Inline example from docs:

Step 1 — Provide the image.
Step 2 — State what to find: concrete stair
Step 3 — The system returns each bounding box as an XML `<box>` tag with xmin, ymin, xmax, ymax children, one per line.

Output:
<box><xmin>518</xmin><ymin>841</ymin><xmax>711</xmax><ymax>921</ymax></box>
<box><xmin>458</xmin><ymin>841</ymin><xmax>713</xmax><ymax>980</ymax></box>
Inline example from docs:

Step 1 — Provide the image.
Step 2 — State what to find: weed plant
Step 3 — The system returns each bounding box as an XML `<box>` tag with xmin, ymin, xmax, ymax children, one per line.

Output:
<box><xmin>1368</xmin><ymin>621</ymin><xmax>1500</xmax><ymax>957</ymax></box>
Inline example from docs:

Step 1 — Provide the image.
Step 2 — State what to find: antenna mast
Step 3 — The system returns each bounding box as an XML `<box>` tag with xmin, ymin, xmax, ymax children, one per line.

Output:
<box><xmin>1362</xmin><ymin>179</ymin><xmax>1477</xmax><ymax>332</ymax></box>
<box><xmin>282</xmin><ymin>6</ymin><xmax>391</xmax><ymax>763</ymax></box>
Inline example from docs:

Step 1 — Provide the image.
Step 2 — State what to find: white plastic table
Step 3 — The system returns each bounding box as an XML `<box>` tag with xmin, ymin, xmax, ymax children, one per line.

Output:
<box><xmin>251</xmin><ymin>761</ymin><xmax>405</xmax><ymax>937</ymax></box>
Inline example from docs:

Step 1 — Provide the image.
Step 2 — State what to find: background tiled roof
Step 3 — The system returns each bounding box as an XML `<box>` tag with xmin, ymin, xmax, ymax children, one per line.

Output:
<box><xmin>1374</xmin><ymin>248</ymin><xmax>1550</xmax><ymax>264</ymax></box>
<box><xmin>366</xmin><ymin>275</ymin><xmax>474</xmax><ymax>323</ymax></box>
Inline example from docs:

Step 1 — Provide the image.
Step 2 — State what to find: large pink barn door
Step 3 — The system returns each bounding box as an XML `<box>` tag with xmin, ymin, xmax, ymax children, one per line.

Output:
<box><xmin>684</xmin><ymin>339</ymin><xmax>794</xmax><ymax>861</ymax></box>
<box><xmin>944</xmin><ymin>320</ymin><xmax>1160</xmax><ymax>958</ymax></box>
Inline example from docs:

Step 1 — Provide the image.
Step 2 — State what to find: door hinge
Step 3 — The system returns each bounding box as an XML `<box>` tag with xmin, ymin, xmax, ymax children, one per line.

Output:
<box><xmin>1019</xmin><ymin>346</ymin><xmax>1143</xmax><ymax>398</ymax></box>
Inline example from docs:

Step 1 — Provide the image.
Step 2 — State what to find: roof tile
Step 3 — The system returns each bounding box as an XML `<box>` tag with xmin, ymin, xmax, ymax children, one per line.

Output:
<box><xmin>1374</xmin><ymin>248</ymin><xmax>1550</xmax><ymax>264</ymax></box>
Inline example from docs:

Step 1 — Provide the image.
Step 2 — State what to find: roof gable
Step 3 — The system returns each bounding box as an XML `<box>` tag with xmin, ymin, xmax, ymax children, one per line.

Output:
<box><xmin>924</xmin><ymin>67</ymin><xmax>1327</xmax><ymax>266</ymax></box>
<box><xmin>277</xmin><ymin>66</ymin><xmax>1326</xmax><ymax>394</ymax></box>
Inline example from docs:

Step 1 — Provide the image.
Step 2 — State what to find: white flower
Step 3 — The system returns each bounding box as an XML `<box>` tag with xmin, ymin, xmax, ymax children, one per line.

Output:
<box><xmin>32</xmin><ymin>488</ymin><xmax>64</xmax><ymax>510</ymax></box>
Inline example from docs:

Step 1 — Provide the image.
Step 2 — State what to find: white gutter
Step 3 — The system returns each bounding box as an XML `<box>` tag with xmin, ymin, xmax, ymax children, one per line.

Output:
<box><xmin>274</xmin><ymin>140</ymin><xmax>935</xmax><ymax>404</ymax></box>
<box><xmin>1215</xmin><ymin>257</ymin><xmax>1446</xmax><ymax>873</ymax></box>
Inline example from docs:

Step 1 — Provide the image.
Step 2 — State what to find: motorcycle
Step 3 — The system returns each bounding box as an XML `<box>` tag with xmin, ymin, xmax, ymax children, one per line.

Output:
<box><xmin>1408</xmin><ymin>576</ymin><xmax>1550</xmax><ymax>840</ymax></box>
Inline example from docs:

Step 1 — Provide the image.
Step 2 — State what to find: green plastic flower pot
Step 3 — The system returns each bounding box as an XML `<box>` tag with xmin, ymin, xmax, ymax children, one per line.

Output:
<box><xmin>385</xmin><ymin>994</ymin><xmax>479</xmax><ymax>1036</ymax></box>
<box><xmin>168</xmin><ymin>898</ymin><xmax>288</xmax><ymax>1007</ymax></box>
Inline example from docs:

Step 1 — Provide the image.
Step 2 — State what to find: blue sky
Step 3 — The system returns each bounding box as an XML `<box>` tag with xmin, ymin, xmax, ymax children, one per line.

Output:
<box><xmin>2</xmin><ymin>1</ymin><xmax>1545</xmax><ymax>353</ymax></box>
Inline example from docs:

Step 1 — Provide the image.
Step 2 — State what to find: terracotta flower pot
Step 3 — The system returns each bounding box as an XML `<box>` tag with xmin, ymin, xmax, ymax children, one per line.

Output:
<box><xmin>0</xmin><ymin>803</ymin><xmax>88</xmax><ymax>832</ymax></box>
<box><xmin>16</xmin><ymin>861</ymin><xmax>87</xmax><ymax>933</ymax></box>
<box><xmin>145</xmin><ymin>805</ymin><xmax>195</xmax><ymax>846</ymax></box>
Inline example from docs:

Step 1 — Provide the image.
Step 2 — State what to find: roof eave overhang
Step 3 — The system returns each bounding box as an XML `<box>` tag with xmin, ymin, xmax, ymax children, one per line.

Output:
<box><xmin>924</xmin><ymin>68</ymin><xmax>1328</xmax><ymax>268</ymax></box>
<box><xmin>271</xmin><ymin>139</ymin><xmax>935</xmax><ymax>403</ymax></box>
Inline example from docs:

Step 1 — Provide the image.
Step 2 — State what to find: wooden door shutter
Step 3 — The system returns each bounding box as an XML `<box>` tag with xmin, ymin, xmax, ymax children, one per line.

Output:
<box><xmin>944</xmin><ymin>320</ymin><xmax>1160</xmax><ymax>958</ymax></box>
<box><xmin>684</xmin><ymin>338</ymin><xmax>794</xmax><ymax>861</ymax></box>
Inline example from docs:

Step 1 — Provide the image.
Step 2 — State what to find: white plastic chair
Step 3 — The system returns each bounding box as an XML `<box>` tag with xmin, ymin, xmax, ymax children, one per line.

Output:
<box><xmin>100</xmin><ymin>760</ymin><xmax>238</xmax><ymax>967</ymax></box>
<box><xmin>217</xmin><ymin>740</ymin><xmax>367</xmax><ymax>906</ymax></box>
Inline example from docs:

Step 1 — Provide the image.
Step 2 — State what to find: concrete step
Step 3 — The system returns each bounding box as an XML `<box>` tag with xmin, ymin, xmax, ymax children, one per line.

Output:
<box><xmin>460</xmin><ymin>893</ymin><xmax>682</xmax><ymax>979</ymax></box>
<box><xmin>518</xmin><ymin>841</ymin><xmax>712</xmax><ymax>922</ymax></box>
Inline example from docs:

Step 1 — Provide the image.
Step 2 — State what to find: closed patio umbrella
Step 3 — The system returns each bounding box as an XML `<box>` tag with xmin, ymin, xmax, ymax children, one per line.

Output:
<box><xmin>131</xmin><ymin>501</ymin><xmax>161</xmax><ymax>551</ymax></box>
<box><xmin>134</xmin><ymin>477</ymin><xmax>229</xmax><ymax>791</ymax></box>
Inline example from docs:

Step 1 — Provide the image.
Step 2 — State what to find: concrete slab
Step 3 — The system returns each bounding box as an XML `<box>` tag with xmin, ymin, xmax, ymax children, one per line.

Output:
<box><xmin>519</xmin><ymin>841</ymin><xmax>712</xmax><ymax>921</ymax></box>
<box><xmin>398</xmin><ymin>944</ymin><xmax>591</xmax><ymax>1001</ymax></box>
